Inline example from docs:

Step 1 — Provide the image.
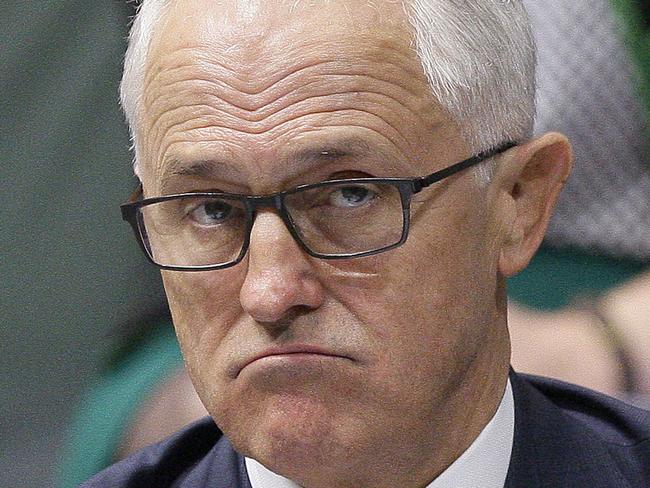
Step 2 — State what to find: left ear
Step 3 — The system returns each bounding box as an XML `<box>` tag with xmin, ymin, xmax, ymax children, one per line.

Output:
<box><xmin>492</xmin><ymin>132</ymin><xmax>573</xmax><ymax>277</ymax></box>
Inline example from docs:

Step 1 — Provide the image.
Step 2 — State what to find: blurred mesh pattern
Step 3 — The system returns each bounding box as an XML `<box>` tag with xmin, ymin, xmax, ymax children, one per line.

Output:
<box><xmin>524</xmin><ymin>0</ymin><xmax>650</xmax><ymax>260</ymax></box>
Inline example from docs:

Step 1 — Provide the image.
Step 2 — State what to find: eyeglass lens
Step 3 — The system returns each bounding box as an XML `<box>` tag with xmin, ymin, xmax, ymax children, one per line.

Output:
<box><xmin>137</xmin><ymin>181</ymin><xmax>406</xmax><ymax>268</ymax></box>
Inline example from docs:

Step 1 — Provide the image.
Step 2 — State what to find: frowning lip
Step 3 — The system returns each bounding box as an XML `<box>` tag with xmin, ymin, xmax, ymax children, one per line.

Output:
<box><xmin>235</xmin><ymin>344</ymin><xmax>352</xmax><ymax>377</ymax></box>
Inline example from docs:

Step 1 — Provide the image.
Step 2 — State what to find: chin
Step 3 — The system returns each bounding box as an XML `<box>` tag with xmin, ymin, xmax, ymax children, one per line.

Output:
<box><xmin>229</xmin><ymin>394</ymin><xmax>354</xmax><ymax>477</ymax></box>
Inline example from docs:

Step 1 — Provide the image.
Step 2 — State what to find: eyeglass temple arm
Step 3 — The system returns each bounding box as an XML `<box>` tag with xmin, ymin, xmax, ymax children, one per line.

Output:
<box><xmin>120</xmin><ymin>184</ymin><xmax>145</xmax><ymax>222</ymax></box>
<box><xmin>412</xmin><ymin>141</ymin><xmax>516</xmax><ymax>193</ymax></box>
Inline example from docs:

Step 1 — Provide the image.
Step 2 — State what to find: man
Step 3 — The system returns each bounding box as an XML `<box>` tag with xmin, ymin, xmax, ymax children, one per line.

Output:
<box><xmin>83</xmin><ymin>0</ymin><xmax>650</xmax><ymax>486</ymax></box>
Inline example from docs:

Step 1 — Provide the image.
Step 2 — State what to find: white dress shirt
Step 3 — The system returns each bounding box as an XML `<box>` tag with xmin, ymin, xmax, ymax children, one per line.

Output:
<box><xmin>245</xmin><ymin>379</ymin><xmax>514</xmax><ymax>488</ymax></box>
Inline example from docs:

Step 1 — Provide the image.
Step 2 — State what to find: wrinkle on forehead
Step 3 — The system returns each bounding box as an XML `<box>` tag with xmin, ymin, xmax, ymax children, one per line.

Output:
<box><xmin>144</xmin><ymin>44</ymin><xmax>427</xmax><ymax>115</ymax></box>
<box><xmin>143</xmin><ymin>47</ymin><xmax>438</xmax><ymax>161</ymax></box>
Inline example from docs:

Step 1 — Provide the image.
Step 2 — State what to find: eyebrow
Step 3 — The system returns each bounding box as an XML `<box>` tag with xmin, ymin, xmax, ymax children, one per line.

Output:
<box><xmin>164</xmin><ymin>158</ymin><xmax>236</xmax><ymax>180</ymax></box>
<box><xmin>159</xmin><ymin>152</ymin><xmax>251</xmax><ymax>193</ymax></box>
<box><xmin>288</xmin><ymin>138</ymin><xmax>374</xmax><ymax>166</ymax></box>
<box><xmin>159</xmin><ymin>137</ymin><xmax>393</xmax><ymax>191</ymax></box>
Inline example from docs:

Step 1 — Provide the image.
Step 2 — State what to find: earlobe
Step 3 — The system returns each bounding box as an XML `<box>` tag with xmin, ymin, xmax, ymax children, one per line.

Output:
<box><xmin>497</xmin><ymin>132</ymin><xmax>573</xmax><ymax>277</ymax></box>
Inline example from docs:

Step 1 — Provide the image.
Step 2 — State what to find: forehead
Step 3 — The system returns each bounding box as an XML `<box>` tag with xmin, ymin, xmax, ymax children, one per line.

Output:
<box><xmin>151</xmin><ymin>0</ymin><xmax>412</xmax><ymax>50</ymax></box>
<box><xmin>146</xmin><ymin>0</ymin><xmax>417</xmax><ymax>86</ymax></box>
<box><xmin>140</xmin><ymin>0</ymin><xmax>451</xmax><ymax>189</ymax></box>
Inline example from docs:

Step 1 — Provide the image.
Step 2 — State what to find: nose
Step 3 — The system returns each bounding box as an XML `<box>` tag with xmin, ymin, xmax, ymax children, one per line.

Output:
<box><xmin>239</xmin><ymin>210</ymin><xmax>325</xmax><ymax>324</ymax></box>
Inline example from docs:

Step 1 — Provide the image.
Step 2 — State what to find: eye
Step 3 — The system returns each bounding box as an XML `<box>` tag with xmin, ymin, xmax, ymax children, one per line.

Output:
<box><xmin>190</xmin><ymin>199</ymin><xmax>234</xmax><ymax>226</ymax></box>
<box><xmin>328</xmin><ymin>185</ymin><xmax>377</xmax><ymax>208</ymax></box>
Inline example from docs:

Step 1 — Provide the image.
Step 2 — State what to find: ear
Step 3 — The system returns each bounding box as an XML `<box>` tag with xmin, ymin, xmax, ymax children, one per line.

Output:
<box><xmin>493</xmin><ymin>132</ymin><xmax>573</xmax><ymax>277</ymax></box>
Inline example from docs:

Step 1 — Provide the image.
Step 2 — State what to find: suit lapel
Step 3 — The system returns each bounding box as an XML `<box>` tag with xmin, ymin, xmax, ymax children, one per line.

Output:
<box><xmin>504</xmin><ymin>371</ymin><xmax>630</xmax><ymax>488</ymax></box>
<box><xmin>177</xmin><ymin>434</ymin><xmax>252</xmax><ymax>488</ymax></box>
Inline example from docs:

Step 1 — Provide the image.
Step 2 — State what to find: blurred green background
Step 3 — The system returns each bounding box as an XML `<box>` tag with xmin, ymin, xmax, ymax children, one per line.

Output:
<box><xmin>0</xmin><ymin>3</ymin><xmax>166</xmax><ymax>486</ymax></box>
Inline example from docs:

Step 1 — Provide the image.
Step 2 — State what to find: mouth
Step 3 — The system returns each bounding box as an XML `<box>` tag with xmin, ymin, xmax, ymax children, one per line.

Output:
<box><xmin>234</xmin><ymin>344</ymin><xmax>353</xmax><ymax>378</ymax></box>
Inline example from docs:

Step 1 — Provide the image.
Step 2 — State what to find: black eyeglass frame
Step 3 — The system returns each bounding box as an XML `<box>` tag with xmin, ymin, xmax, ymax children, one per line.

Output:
<box><xmin>121</xmin><ymin>141</ymin><xmax>516</xmax><ymax>271</ymax></box>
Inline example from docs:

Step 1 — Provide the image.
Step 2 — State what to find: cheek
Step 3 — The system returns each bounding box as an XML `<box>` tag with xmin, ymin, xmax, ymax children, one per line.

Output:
<box><xmin>335</xmin><ymin>207</ymin><xmax>492</xmax><ymax>324</ymax></box>
<box><xmin>162</xmin><ymin>268</ymin><xmax>244</xmax><ymax>394</ymax></box>
<box><xmin>326</xmin><ymin>194</ymin><xmax>495</xmax><ymax>389</ymax></box>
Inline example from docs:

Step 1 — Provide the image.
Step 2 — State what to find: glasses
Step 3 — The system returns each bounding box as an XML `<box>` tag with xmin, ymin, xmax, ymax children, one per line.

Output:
<box><xmin>121</xmin><ymin>141</ymin><xmax>515</xmax><ymax>271</ymax></box>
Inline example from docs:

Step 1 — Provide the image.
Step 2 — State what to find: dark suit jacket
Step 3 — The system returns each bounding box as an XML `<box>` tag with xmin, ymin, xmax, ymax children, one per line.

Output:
<box><xmin>80</xmin><ymin>371</ymin><xmax>650</xmax><ymax>487</ymax></box>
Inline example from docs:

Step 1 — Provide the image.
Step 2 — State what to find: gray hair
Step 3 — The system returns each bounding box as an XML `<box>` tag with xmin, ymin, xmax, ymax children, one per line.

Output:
<box><xmin>121</xmin><ymin>0</ymin><xmax>536</xmax><ymax>180</ymax></box>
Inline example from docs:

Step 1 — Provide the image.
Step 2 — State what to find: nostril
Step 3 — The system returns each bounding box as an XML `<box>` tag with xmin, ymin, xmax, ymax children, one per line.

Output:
<box><xmin>252</xmin><ymin>305</ymin><xmax>318</xmax><ymax>338</ymax></box>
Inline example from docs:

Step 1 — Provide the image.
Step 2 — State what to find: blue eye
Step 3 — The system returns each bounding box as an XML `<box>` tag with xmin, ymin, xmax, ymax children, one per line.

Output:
<box><xmin>328</xmin><ymin>185</ymin><xmax>377</xmax><ymax>208</ymax></box>
<box><xmin>191</xmin><ymin>200</ymin><xmax>233</xmax><ymax>226</ymax></box>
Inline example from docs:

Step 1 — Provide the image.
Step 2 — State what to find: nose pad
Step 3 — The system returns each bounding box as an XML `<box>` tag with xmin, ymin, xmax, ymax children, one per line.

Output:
<box><xmin>239</xmin><ymin>210</ymin><xmax>325</xmax><ymax>324</ymax></box>
<box><xmin>248</xmin><ymin>210</ymin><xmax>296</xmax><ymax>251</ymax></box>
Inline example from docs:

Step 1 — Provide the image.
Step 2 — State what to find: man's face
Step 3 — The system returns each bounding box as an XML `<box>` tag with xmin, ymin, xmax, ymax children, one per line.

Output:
<box><xmin>140</xmin><ymin>0</ymin><xmax>510</xmax><ymax>485</ymax></box>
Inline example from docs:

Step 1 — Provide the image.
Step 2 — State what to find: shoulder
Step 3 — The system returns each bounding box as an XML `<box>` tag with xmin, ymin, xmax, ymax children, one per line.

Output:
<box><xmin>508</xmin><ymin>371</ymin><xmax>650</xmax><ymax>487</ymax></box>
<box><xmin>79</xmin><ymin>417</ymin><xmax>248</xmax><ymax>488</ymax></box>
<box><xmin>519</xmin><ymin>373</ymin><xmax>650</xmax><ymax>445</ymax></box>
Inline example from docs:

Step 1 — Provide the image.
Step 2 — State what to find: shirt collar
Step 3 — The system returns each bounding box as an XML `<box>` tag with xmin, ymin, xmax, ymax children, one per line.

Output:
<box><xmin>245</xmin><ymin>379</ymin><xmax>514</xmax><ymax>488</ymax></box>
